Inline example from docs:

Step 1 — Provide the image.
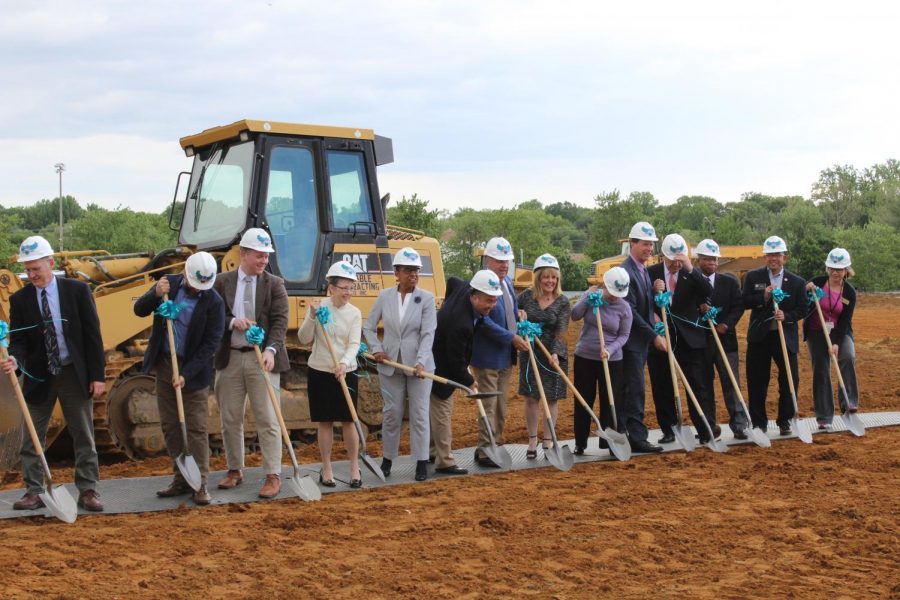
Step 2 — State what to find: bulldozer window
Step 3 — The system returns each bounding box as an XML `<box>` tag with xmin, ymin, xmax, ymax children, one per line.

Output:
<box><xmin>264</xmin><ymin>145</ymin><xmax>319</xmax><ymax>282</ymax></box>
<box><xmin>326</xmin><ymin>151</ymin><xmax>373</xmax><ymax>230</ymax></box>
<box><xmin>181</xmin><ymin>141</ymin><xmax>253</xmax><ymax>247</ymax></box>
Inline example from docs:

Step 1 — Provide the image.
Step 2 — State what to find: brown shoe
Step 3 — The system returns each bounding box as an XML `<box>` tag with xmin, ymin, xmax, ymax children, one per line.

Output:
<box><xmin>192</xmin><ymin>485</ymin><xmax>211</xmax><ymax>505</ymax></box>
<box><xmin>217</xmin><ymin>469</ymin><xmax>243</xmax><ymax>490</ymax></box>
<box><xmin>258</xmin><ymin>474</ymin><xmax>281</xmax><ymax>499</ymax></box>
<box><xmin>156</xmin><ymin>480</ymin><xmax>192</xmax><ymax>498</ymax></box>
<box><xmin>13</xmin><ymin>492</ymin><xmax>45</xmax><ymax>511</ymax></box>
<box><xmin>78</xmin><ymin>489</ymin><xmax>104</xmax><ymax>512</ymax></box>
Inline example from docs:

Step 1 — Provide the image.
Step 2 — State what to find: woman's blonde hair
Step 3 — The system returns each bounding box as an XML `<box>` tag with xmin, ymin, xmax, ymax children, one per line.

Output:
<box><xmin>532</xmin><ymin>267</ymin><xmax>562</xmax><ymax>298</ymax></box>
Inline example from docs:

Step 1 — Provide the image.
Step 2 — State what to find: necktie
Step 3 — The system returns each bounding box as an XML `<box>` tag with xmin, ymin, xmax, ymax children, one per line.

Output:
<box><xmin>706</xmin><ymin>275</ymin><xmax>713</xmax><ymax>289</ymax></box>
<box><xmin>502</xmin><ymin>279</ymin><xmax>515</xmax><ymax>332</ymax></box>
<box><xmin>668</xmin><ymin>271</ymin><xmax>678</xmax><ymax>293</ymax></box>
<box><xmin>243</xmin><ymin>276</ymin><xmax>255</xmax><ymax>318</ymax></box>
<box><xmin>41</xmin><ymin>289</ymin><xmax>62</xmax><ymax>376</ymax></box>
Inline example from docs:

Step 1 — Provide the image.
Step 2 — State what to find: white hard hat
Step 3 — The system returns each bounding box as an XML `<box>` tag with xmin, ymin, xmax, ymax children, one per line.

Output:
<box><xmin>17</xmin><ymin>235</ymin><xmax>54</xmax><ymax>262</ymax></box>
<box><xmin>825</xmin><ymin>247</ymin><xmax>851</xmax><ymax>269</ymax></box>
<box><xmin>484</xmin><ymin>237</ymin><xmax>515</xmax><ymax>260</ymax></box>
<box><xmin>239</xmin><ymin>228</ymin><xmax>275</xmax><ymax>253</ymax></box>
<box><xmin>603</xmin><ymin>266</ymin><xmax>631</xmax><ymax>298</ymax></box>
<box><xmin>532</xmin><ymin>253</ymin><xmax>560</xmax><ymax>271</ymax></box>
<box><xmin>763</xmin><ymin>235</ymin><xmax>788</xmax><ymax>254</ymax></box>
<box><xmin>661</xmin><ymin>234</ymin><xmax>689</xmax><ymax>260</ymax></box>
<box><xmin>469</xmin><ymin>269</ymin><xmax>503</xmax><ymax>296</ymax></box>
<box><xmin>628</xmin><ymin>221</ymin><xmax>658</xmax><ymax>242</ymax></box>
<box><xmin>184</xmin><ymin>251</ymin><xmax>218</xmax><ymax>290</ymax></box>
<box><xmin>392</xmin><ymin>247</ymin><xmax>423</xmax><ymax>268</ymax></box>
<box><xmin>695</xmin><ymin>238</ymin><xmax>721</xmax><ymax>258</ymax></box>
<box><xmin>326</xmin><ymin>260</ymin><xmax>359</xmax><ymax>282</ymax></box>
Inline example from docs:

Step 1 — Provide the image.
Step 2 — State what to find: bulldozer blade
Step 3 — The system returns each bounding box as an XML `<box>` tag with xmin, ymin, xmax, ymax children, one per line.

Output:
<box><xmin>39</xmin><ymin>484</ymin><xmax>78</xmax><ymax>524</ymax></box>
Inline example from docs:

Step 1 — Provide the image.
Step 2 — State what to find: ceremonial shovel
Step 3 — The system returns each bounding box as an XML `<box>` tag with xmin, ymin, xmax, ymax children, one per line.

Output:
<box><xmin>162</xmin><ymin>294</ymin><xmax>202</xmax><ymax>491</ymax></box>
<box><xmin>317</xmin><ymin>322</ymin><xmax>385</xmax><ymax>482</ymax></box>
<box><xmin>249</xmin><ymin>343</ymin><xmax>321</xmax><ymax>501</ymax></box>
<box><xmin>671</xmin><ymin>359</ymin><xmax>728</xmax><ymax>453</ymax></box>
<box><xmin>810</xmin><ymin>296</ymin><xmax>865</xmax><ymax>437</ymax></box>
<box><xmin>361</xmin><ymin>353</ymin><xmax>511</xmax><ymax>469</ymax></box>
<box><xmin>659</xmin><ymin>307</ymin><xmax>697</xmax><ymax>452</ymax></box>
<box><xmin>1</xmin><ymin>345</ymin><xmax>78</xmax><ymax>523</ymax></box>
<box><xmin>533</xmin><ymin>337</ymin><xmax>630</xmax><ymax>462</ymax></box>
<box><xmin>773</xmin><ymin>298</ymin><xmax>813</xmax><ymax>444</ymax></box>
<box><xmin>524</xmin><ymin>341</ymin><xmax>573</xmax><ymax>472</ymax></box>
<box><xmin>706</xmin><ymin>321</ymin><xmax>771</xmax><ymax>448</ymax></box>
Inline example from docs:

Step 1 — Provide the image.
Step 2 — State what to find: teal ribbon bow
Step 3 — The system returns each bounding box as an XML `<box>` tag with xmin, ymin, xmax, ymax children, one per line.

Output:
<box><xmin>358</xmin><ymin>342</ymin><xmax>369</xmax><ymax>356</ymax></box>
<box><xmin>315</xmin><ymin>306</ymin><xmax>331</xmax><ymax>326</ymax></box>
<box><xmin>517</xmin><ymin>320</ymin><xmax>543</xmax><ymax>341</ymax></box>
<box><xmin>587</xmin><ymin>291</ymin><xmax>606</xmax><ymax>312</ymax></box>
<box><xmin>654</xmin><ymin>321</ymin><xmax>665</xmax><ymax>336</ymax></box>
<box><xmin>700</xmin><ymin>306</ymin><xmax>721</xmax><ymax>324</ymax></box>
<box><xmin>155</xmin><ymin>300</ymin><xmax>186</xmax><ymax>320</ymax></box>
<box><xmin>0</xmin><ymin>320</ymin><xmax>8</xmax><ymax>348</ymax></box>
<box><xmin>807</xmin><ymin>286</ymin><xmax>824</xmax><ymax>303</ymax></box>
<box><xmin>245</xmin><ymin>325</ymin><xmax>265</xmax><ymax>346</ymax></box>
<box><xmin>654</xmin><ymin>291</ymin><xmax>672</xmax><ymax>309</ymax></box>
<box><xmin>772</xmin><ymin>288</ymin><xmax>790</xmax><ymax>304</ymax></box>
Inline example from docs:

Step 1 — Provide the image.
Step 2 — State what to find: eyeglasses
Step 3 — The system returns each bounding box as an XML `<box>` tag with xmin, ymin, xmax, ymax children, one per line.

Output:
<box><xmin>333</xmin><ymin>284</ymin><xmax>355</xmax><ymax>292</ymax></box>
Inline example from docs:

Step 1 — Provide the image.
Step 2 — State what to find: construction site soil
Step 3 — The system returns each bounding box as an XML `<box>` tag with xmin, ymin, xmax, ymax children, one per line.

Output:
<box><xmin>1</xmin><ymin>294</ymin><xmax>898</xmax><ymax>599</ymax></box>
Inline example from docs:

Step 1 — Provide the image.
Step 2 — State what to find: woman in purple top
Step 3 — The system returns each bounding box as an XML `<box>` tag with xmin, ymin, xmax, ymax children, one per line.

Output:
<box><xmin>570</xmin><ymin>267</ymin><xmax>633</xmax><ymax>455</ymax></box>
<box><xmin>803</xmin><ymin>248</ymin><xmax>859</xmax><ymax>429</ymax></box>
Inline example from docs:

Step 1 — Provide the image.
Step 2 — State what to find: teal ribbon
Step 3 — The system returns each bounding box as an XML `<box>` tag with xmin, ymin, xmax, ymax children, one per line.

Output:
<box><xmin>155</xmin><ymin>300</ymin><xmax>186</xmax><ymax>320</ymax></box>
<box><xmin>654</xmin><ymin>321</ymin><xmax>665</xmax><ymax>336</ymax></box>
<box><xmin>517</xmin><ymin>320</ymin><xmax>543</xmax><ymax>341</ymax></box>
<box><xmin>587</xmin><ymin>291</ymin><xmax>606</xmax><ymax>313</ymax></box>
<box><xmin>245</xmin><ymin>325</ymin><xmax>265</xmax><ymax>346</ymax></box>
<box><xmin>358</xmin><ymin>342</ymin><xmax>369</xmax><ymax>356</ymax></box>
<box><xmin>0</xmin><ymin>319</ymin><xmax>47</xmax><ymax>382</ymax></box>
<box><xmin>654</xmin><ymin>291</ymin><xmax>672</xmax><ymax>309</ymax></box>
<box><xmin>700</xmin><ymin>306</ymin><xmax>721</xmax><ymax>325</ymax></box>
<box><xmin>315</xmin><ymin>306</ymin><xmax>331</xmax><ymax>326</ymax></box>
<box><xmin>807</xmin><ymin>286</ymin><xmax>824</xmax><ymax>303</ymax></box>
<box><xmin>772</xmin><ymin>288</ymin><xmax>790</xmax><ymax>304</ymax></box>
<box><xmin>0</xmin><ymin>320</ymin><xmax>8</xmax><ymax>348</ymax></box>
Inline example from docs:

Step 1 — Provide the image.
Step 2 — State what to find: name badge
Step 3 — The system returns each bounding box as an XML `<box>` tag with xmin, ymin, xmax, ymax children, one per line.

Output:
<box><xmin>841</xmin><ymin>297</ymin><xmax>850</xmax><ymax>305</ymax></box>
<box><xmin>754</xmin><ymin>283</ymin><xmax>766</xmax><ymax>290</ymax></box>
<box><xmin>825</xmin><ymin>322</ymin><xmax>834</xmax><ymax>334</ymax></box>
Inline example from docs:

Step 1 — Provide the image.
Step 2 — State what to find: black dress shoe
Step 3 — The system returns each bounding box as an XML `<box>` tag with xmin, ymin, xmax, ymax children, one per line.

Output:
<box><xmin>428</xmin><ymin>455</ymin><xmax>435</xmax><ymax>464</ymax></box>
<box><xmin>319</xmin><ymin>472</ymin><xmax>337</xmax><ymax>488</ymax></box>
<box><xmin>658</xmin><ymin>432</ymin><xmax>676</xmax><ymax>444</ymax></box>
<box><xmin>573</xmin><ymin>446</ymin><xmax>585</xmax><ymax>456</ymax></box>
<box><xmin>435</xmin><ymin>465</ymin><xmax>468</xmax><ymax>475</ymax></box>
<box><xmin>13</xmin><ymin>492</ymin><xmax>45</xmax><ymax>510</ymax></box>
<box><xmin>733</xmin><ymin>429</ymin><xmax>748</xmax><ymax>440</ymax></box>
<box><xmin>779</xmin><ymin>423</ymin><xmax>791</xmax><ymax>436</ymax></box>
<box><xmin>349</xmin><ymin>478</ymin><xmax>363</xmax><ymax>489</ymax></box>
<box><xmin>415</xmin><ymin>460</ymin><xmax>428</xmax><ymax>481</ymax></box>
<box><xmin>598</xmin><ymin>438</ymin><xmax>609</xmax><ymax>450</ymax></box>
<box><xmin>157</xmin><ymin>480</ymin><xmax>192</xmax><ymax>498</ymax></box>
<box><xmin>380</xmin><ymin>457</ymin><xmax>392</xmax><ymax>478</ymax></box>
<box><xmin>629</xmin><ymin>439</ymin><xmax>663</xmax><ymax>453</ymax></box>
<box><xmin>475</xmin><ymin>455</ymin><xmax>501</xmax><ymax>468</ymax></box>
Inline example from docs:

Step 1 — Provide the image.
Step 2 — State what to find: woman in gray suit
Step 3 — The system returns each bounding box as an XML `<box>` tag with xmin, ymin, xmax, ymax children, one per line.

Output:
<box><xmin>363</xmin><ymin>247</ymin><xmax>437</xmax><ymax>482</ymax></box>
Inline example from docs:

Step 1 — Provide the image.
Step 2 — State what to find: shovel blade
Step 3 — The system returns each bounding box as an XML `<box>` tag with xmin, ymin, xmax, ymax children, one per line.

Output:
<box><xmin>793</xmin><ymin>417</ymin><xmax>813</xmax><ymax>444</ymax></box>
<box><xmin>40</xmin><ymin>485</ymin><xmax>78</xmax><ymax>524</ymax></box>
<box><xmin>748</xmin><ymin>428</ymin><xmax>772</xmax><ymax>448</ymax></box>
<box><xmin>360</xmin><ymin>451</ymin><xmax>386</xmax><ymax>482</ymax></box>
<box><xmin>604</xmin><ymin>428</ymin><xmax>632</xmax><ymax>462</ymax></box>
<box><xmin>672</xmin><ymin>425</ymin><xmax>696</xmax><ymax>452</ymax></box>
<box><xmin>706</xmin><ymin>438</ymin><xmax>729</xmax><ymax>453</ymax></box>
<box><xmin>842</xmin><ymin>412</ymin><xmax>865</xmax><ymax>437</ymax></box>
<box><xmin>176</xmin><ymin>454</ymin><xmax>203</xmax><ymax>491</ymax></box>
<box><xmin>289</xmin><ymin>472</ymin><xmax>322</xmax><ymax>502</ymax></box>
<box><xmin>482</xmin><ymin>444</ymin><xmax>513</xmax><ymax>470</ymax></box>
<box><xmin>544</xmin><ymin>418</ymin><xmax>574</xmax><ymax>472</ymax></box>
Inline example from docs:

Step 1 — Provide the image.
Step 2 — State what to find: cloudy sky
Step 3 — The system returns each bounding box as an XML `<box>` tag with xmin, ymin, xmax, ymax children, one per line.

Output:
<box><xmin>1</xmin><ymin>1</ymin><xmax>898</xmax><ymax>215</ymax></box>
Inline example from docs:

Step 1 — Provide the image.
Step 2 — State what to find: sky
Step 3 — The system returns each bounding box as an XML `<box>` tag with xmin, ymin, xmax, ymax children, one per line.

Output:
<box><xmin>1</xmin><ymin>0</ymin><xmax>898</xmax><ymax>216</ymax></box>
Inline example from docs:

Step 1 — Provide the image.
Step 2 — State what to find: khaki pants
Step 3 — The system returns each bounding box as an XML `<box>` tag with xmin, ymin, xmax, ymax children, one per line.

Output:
<box><xmin>471</xmin><ymin>366</ymin><xmax>511</xmax><ymax>457</ymax></box>
<box><xmin>156</xmin><ymin>356</ymin><xmax>210</xmax><ymax>485</ymax></box>
<box><xmin>429</xmin><ymin>393</ymin><xmax>456</xmax><ymax>468</ymax></box>
<box><xmin>214</xmin><ymin>349</ymin><xmax>282</xmax><ymax>475</ymax></box>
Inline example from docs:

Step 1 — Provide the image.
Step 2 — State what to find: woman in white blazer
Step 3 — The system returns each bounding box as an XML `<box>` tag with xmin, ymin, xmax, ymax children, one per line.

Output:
<box><xmin>363</xmin><ymin>247</ymin><xmax>437</xmax><ymax>482</ymax></box>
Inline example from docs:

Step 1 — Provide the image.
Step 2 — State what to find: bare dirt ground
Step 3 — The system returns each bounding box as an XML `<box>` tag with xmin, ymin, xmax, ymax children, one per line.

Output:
<box><xmin>1</xmin><ymin>295</ymin><xmax>898</xmax><ymax>599</ymax></box>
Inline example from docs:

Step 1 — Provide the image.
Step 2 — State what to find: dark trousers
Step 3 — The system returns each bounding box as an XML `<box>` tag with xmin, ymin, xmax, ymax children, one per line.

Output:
<box><xmin>677</xmin><ymin>344</ymin><xmax>713</xmax><ymax>434</ymax></box>
<box><xmin>702</xmin><ymin>342</ymin><xmax>749</xmax><ymax>432</ymax></box>
<box><xmin>573</xmin><ymin>354</ymin><xmax>624</xmax><ymax>449</ymax></box>
<box><xmin>156</xmin><ymin>356</ymin><xmax>210</xmax><ymax>485</ymax></box>
<box><xmin>620</xmin><ymin>347</ymin><xmax>649</xmax><ymax>442</ymax></box>
<box><xmin>746</xmin><ymin>332</ymin><xmax>798</xmax><ymax>429</ymax></box>
<box><xmin>21</xmin><ymin>365</ymin><xmax>100</xmax><ymax>495</ymax></box>
<box><xmin>647</xmin><ymin>349</ymin><xmax>676</xmax><ymax>435</ymax></box>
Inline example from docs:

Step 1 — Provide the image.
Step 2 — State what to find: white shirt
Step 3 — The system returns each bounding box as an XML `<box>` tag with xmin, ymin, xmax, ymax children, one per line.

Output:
<box><xmin>397</xmin><ymin>288</ymin><xmax>412</xmax><ymax>323</ymax></box>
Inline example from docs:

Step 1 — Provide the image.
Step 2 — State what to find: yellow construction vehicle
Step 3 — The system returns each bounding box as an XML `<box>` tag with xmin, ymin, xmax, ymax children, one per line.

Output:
<box><xmin>0</xmin><ymin>119</ymin><xmax>445</xmax><ymax>467</ymax></box>
<box><xmin>588</xmin><ymin>239</ymin><xmax>766</xmax><ymax>285</ymax></box>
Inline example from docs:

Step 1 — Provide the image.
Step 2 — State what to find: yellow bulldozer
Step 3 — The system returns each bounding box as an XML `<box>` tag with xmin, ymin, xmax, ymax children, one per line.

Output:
<box><xmin>0</xmin><ymin>119</ymin><xmax>446</xmax><ymax>469</ymax></box>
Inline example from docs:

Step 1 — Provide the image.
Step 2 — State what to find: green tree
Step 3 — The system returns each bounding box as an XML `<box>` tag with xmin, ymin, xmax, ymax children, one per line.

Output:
<box><xmin>834</xmin><ymin>223</ymin><xmax>900</xmax><ymax>291</ymax></box>
<box><xmin>778</xmin><ymin>199</ymin><xmax>835</xmax><ymax>280</ymax></box>
<box><xmin>68</xmin><ymin>204</ymin><xmax>177</xmax><ymax>255</ymax></box>
<box><xmin>585</xmin><ymin>190</ymin><xmax>657</xmax><ymax>260</ymax></box>
<box><xmin>8</xmin><ymin>196</ymin><xmax>84</xmax><ymax>231</ymax></box>
<box><xmin>386</xmin><ymin>194</ymin><xmax>442</xmax><ymax>238</ymax></box>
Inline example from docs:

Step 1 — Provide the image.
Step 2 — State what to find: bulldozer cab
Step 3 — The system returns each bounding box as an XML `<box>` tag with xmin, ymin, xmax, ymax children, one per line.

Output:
<box><xmin>175</xmin><ymin>120</ymin><xmax>411</xmax><ymax>296</ymax></box>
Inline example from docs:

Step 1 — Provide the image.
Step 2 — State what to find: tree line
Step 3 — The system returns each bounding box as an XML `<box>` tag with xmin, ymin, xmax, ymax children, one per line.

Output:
<box><xmin>389</xmin><ymin>159</ymin><xmax>900</xmax><ymax>292</ymax></box>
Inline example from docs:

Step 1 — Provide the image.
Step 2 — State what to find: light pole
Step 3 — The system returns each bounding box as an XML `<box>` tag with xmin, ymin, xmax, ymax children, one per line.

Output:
<box><xmin>54</xmin><ymin>162</ymin><xmax>65</xmax><ymax>251</ymax></box>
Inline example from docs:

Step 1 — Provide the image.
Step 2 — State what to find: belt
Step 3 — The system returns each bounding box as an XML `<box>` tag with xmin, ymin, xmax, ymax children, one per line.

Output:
<box><xmin>231</xmin><ymin>346</ymin><xmax>255</xmax><ymax>353</ymax></box>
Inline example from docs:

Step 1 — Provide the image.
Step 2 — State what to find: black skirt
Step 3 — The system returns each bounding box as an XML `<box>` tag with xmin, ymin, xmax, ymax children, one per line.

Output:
<box><xmin>308</xmin><ymin>367</ymin><xmax>359</xmax><ymax>422</ymax></box>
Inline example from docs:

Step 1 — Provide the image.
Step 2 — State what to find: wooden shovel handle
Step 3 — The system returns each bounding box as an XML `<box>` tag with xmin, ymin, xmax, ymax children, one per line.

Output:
<box><xmin>362</xmin><ymin>352</ymin><xmax>453</xmax><ymax>386</ymax></box>
<box><xmin>708</xmin><ymin>323</ymin><xmax>747</xmax><ymax>407</ymax></box>
<box><xmin>660</xmin><ymin>306</ymin><xmax>685</xmax><ymax>408</ymax></box>
<box><xmin>594</xmin><ymin>309</ymin><xmax>617</xmax><ymax>409</ymax></box>
<box><xmin>533</xmin><ymin>337</ymin><xmax>591</xmax><ymax>413</ymax></box>
<box><xmin>317</xmin><ymin>320</ymin><xmax>362</xmax><ymax>424</ymax></box>
<box><xmin>162</xmin><ymin>293</ymin><xmax>187</xmax><ymax>424</ymax></box>
<box><xmin>812</xmin><ymin>297</ymin><xmax>850</xmax><ymax>393</ymax></box>
<box><xmin>1</xmin><ymin>346</ymin><xmax>53</xmax><ymax>481</ymax></box>
<box><xmin>525</xmin><ymin>342</ymin><xmax>552</xmax><ymax>420</ymax></box>
<box><xmin>252</xmin><ymin>346</ymin><xmax>293</xmax><ymax>448</ymax></box>
<box><xmin>772</xmin><ymin>300</ymin><xmax>799</xmax><ymax>403</ymax></box>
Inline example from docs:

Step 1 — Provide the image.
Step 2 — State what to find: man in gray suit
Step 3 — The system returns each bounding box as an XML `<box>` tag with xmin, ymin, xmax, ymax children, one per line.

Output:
<box><xmin>363</xmin><ymin>247</ymin><xmax>437</xmax><ymax>482</ymax></box>
<box><xmin>619</xmin><ymin>222</ymin><xmax>664</xmax><ymax>453</ymax></box>
<box><xmin>213</xmin><ymin>228</ymin><xmax>289</xmax><ymax>499</ymax></box>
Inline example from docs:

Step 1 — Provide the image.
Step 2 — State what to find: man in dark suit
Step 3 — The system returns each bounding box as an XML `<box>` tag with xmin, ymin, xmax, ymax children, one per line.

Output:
<box><xmin>648</xmin><ymin>234</ymin><xmax>713</xmax><ymax>442</ymax></box>
<box><xmin>742</xmin><ymin>236</ymin><xmax>808</xmax><ymax>435</ymax></box>
<box><xmin>1</xmin><ymin>236</ymin><xmax>106</xmax><ymax>512</ymax></box>
<box><xmin>134</xmin><ymin>251</ymin><xmax>224</xmax><ymax>505</ymax></box>
<box><xmin>429</xmin><ymin>270</ymin><xmax>502</xmax><ymax>474</ymax></box>
<box><xmin>695</xmin><ymin>239</ymin><xmax>748</xmax><ymax>439</ymax></box>
<box><xmin>619</xmin><ymin>222</ymin><xmax>664</xmax><ymax>453</ymax></box>
<box><xmin>213</xmin><ymin>228</ymin><xmax>288</xmax><ymax>499</ymax></box>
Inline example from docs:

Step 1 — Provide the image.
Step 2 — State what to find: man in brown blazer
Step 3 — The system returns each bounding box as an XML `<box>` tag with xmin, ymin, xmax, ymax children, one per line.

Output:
<box><xmin>213</xmin><ymin>228</ymin><xmax>289</xmax><ymax>498</ymax></box>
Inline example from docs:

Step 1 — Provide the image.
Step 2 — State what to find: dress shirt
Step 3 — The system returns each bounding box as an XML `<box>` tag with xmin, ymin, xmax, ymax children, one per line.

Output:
<box><xmin>34</xmin><ymin>277</ymin><xmax>71</xmax><ymax>364</ymax></box>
